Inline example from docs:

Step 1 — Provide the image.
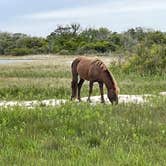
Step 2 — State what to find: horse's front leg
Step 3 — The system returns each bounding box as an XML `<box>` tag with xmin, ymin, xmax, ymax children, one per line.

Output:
<box><xmin>87</xmin><ymin>81</ymin><xmax>93</xmax><ymax>102</ymax></box>
<box><xmin>77</xmin><ymin>79</ymin><xmax>84</xmax><ymax>102</ymax></box>
<box><xmin>98</xmin><ymin>82</ymin><xmax>105</xmax><ymax>103</ymax></box>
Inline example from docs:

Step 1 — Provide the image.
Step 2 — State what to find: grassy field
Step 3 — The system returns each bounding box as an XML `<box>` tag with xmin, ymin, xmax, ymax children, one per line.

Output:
<box><xmin>0</xmin><ymin>55</ymin><xmax>166</xmax><ymax>165</ymax></box>
<box><xmin>0</xmin><ymin>100</ymin><xmax>166</xmax><ymax>165</ymax></box>
<box><xmin>0</xmin><ymin>55</ymin><xmax>165</xmax><ymax>100</ymax></box>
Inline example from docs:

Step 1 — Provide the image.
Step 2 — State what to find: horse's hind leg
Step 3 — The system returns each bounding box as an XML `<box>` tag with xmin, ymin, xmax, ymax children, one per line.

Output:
<box><xmin>77</xmin><ymin>78</ymin><xmax>84</xmax><ymax>102</ymax></box>
<box><xmin>98</xmin><ymin>82</ymin><xmax>105</xmax><ymax>103</ymax></box>
<box><xmin>71</xmin><ymin>73</ymin><xmax>78</xmax><ymax>100</ymax></box>
<box><xmin>71</xmin><ymin>58</ymin><xmax>81</xmax><ymax>100</ymax></box>
<box><xmin>87</xmin><ymin>81</ymin><xmax>93</xmax><ymax>102</ymax></box>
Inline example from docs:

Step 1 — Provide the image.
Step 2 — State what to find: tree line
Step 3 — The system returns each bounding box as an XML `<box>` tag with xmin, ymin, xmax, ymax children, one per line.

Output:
<box><xmin>0</xmin><ymin>24</ymin><xmax>166</xmax><ymax>56</ymax></box>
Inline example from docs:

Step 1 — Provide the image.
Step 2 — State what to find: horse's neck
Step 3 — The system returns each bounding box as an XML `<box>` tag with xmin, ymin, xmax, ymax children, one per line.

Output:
<box><xmin>103</xmin><ymin>71</ymin><xmax>116</xmax><ymax>90</ymax></box>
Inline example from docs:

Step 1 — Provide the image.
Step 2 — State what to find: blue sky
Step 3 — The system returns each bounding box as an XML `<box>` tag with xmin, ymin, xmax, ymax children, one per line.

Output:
<box><xmin>0</xmin><ymin>0</ymin><xmax>166</xmax><ymax>37</ymax></box>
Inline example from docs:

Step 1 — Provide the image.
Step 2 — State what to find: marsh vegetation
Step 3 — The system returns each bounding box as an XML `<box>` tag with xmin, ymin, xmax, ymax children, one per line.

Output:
<box><xmin>0</xmin><ymin>55</ymin><xmax>165</xmax><ymax>165</ymax></box>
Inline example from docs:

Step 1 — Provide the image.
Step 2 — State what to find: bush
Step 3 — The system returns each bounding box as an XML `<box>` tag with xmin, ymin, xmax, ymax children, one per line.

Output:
<box><xmin>123</xmin><ymin>44</ymin><xmax>166</xmax><ymax>74</ymax></box>
<box><xmin>58</xmin><ymin>49</ymin><xmax>70</xmax><ymax>55</ymax></box>
<box><xmin>10</xmin><ymin>48</ymin><xmax>32</xmax><ymax>56</ymax></box>
<box><xmin>76</xmin><ymin>41</ymin><xmax>111</xmax><ymax>55</ymax></box>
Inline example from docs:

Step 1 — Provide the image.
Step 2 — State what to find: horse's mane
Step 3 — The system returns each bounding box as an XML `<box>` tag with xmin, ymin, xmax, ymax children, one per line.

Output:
<box><xmin>105</xmin><ymin>69</ymin><xmax>119</xmax><ymax>93</ymax></box>
<box><xmin>92</xmin><ymin>58</ymin><xmax>107</xmax><ymax>71</ymax></box>
<box><xmin>91</xmin><ymin>58</ymin><xmax>119</xmax><ymax>93</ymax></box>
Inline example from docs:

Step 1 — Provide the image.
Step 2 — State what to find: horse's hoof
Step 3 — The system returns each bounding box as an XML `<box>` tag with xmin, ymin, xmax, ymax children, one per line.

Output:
<box><xmin>87</xmin><ymin>99</ymin><xmax>92</xmax><ymax>103</ymax></box>
<box><xmin>71</xmin><ymin>96</ymin><xmax>75</xmax><ymax>101</ymax></box>
<box><xmin>101</xmin><ymin>101</ymin><xmax>105</xmax><ymax>104</ymax></box>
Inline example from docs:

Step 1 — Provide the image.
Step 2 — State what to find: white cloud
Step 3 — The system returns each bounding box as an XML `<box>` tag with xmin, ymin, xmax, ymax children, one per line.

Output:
<box><xmin>2</xmin><ymin>0</ymin><xmax>166</xmax><ymax>36</ymax></box>
<box><xmin>23</xmin><ymin>0</ymin><xmax>166</xmax><ymax>21</ymax></box>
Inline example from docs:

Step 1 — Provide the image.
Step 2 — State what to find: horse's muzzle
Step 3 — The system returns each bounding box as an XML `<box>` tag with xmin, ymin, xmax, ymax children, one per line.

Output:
<box><xmin>111</xmin><ymin>97</ymin><xmax>118</xmax><ymax>105</ymax></box>
<box><xmin>115</xmin><ymin>97</ymin><xmax>118</xmax><ymax>105</ymax></box>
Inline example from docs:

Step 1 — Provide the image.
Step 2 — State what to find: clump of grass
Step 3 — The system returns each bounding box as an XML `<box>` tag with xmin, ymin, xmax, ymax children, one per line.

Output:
<box><xmin>0</xmin><ymin>85</ymin><xmax>70</xmax><ymax>100</ymax></box>
<box><xmin>88</xmin><ymin>136</ymin><xmax>101</xmax><ymax>148</ymax></box>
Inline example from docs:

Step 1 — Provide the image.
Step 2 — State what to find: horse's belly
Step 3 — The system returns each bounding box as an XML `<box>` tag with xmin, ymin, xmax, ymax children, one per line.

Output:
<box><xmin>88</xmin><ymin>66</ymin><xmax>101</xmax><ymax>81</ymax></box>
<box><xmin>77</xmin><ymin>67</ymin><xmax>100</xmax><ymax>81</ymax></box>
<box><xmin>78</xmin><ymin>69</ymin><xmax>90</xmax><ymax>80</ymax></box>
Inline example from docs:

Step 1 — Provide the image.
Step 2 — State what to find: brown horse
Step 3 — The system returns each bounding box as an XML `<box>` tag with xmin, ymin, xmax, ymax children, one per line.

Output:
<box><xmin>71</xmin><ymin>56</ymin><xmax>119</xmax><ymax>104</ymax></box>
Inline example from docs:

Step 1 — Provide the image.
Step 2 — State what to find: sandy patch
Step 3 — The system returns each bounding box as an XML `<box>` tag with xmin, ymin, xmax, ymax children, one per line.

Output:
<box><xmin>0</xmin><ymin>93</ymin><xmax>159</xmax><ymax>108</ymax></box>
<box><xmin>159</xmin><ymin>92</ymin><xmax>166</xmax><ymax>96</ymax></box>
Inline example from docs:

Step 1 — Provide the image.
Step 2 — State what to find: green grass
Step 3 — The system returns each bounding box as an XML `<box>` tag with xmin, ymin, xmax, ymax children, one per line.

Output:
<box><xmin>0</xmin><ymin>64</ymin><xmax>71</xmax><ymax>78</ymax></box>
<box><xmin>0</xmin><ymin>61</ymin><xmax>166</xmax><ymax>101</ymax></box>
<box><xmin>1</xmin><ymin>75</ymin><xmax>165</xmax><ymax>101</ymax></box>
<box><xmin>115</xmin><ymin>73</ymin><xmax>166</xmax><ymax>95</ymax></box>
<box><xmin>0</xmin><ymin>56</ymin><xmax>166</xmax><ymax>165</ymax></box>
<box><xmin>0</xmin><ymin>98</ymin><xmax>166</xmax><ymax>165</ymax></box>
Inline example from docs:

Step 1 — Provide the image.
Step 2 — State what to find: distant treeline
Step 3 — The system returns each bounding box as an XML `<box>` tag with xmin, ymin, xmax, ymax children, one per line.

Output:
<box><xmin>0</xmin><ymin>24</ymin><xmax>166</xmax><ymax>56</ymax></box>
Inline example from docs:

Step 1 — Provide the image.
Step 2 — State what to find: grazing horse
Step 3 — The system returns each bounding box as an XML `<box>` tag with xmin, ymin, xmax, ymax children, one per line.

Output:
<box><xmin>71</xmin><ymin>56</ymin><xmax>119</xmax><ymax>104</ymax></box>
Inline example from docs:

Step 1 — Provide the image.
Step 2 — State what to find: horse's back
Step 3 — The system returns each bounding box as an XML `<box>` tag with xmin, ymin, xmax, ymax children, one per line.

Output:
<box><xmin>72</xmin><ymin>57</ymin><xmax>107</xmax><ymax>81</ymax></box>
<box><xmin>76</xmin><ymin>57</ymin><xmax>94</xmax><ymax>80</ymax></box>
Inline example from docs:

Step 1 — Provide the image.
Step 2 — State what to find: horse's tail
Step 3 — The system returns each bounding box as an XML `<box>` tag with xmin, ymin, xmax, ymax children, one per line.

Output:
<box><xmin>71</xmin><ymin>58</ymin><xmax>81</xmax><ymax>100</ymax></box>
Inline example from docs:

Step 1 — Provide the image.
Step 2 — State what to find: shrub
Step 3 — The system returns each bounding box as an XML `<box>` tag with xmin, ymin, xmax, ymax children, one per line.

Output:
<box><xmin>10</xmin><ymin>48</ymin><xmax>32</xmax><ymax>56</ymax></box>
<box><xmin>58</xmin><ymin>49</ymin><xmax>70</xmax><ymax>55</ymax></box>
<box><xmin>123</xmin><ymin>44</ymin><xmax>166</xmax><ymax>74</ymax></box>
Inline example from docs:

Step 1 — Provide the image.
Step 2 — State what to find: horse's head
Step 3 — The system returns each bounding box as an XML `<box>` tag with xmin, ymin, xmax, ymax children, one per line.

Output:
<box><xmin>107</xmin><ymin>88</ymin><xmax>119</xmax><ymax>105</ymax></box>
<box><xmin>104</xmin><ymin>70</ymin><xmax>119</xmax><ymax>104</ymax></box>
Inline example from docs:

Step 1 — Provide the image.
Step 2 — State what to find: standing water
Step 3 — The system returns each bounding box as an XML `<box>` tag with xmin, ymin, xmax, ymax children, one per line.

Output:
<box><xmin>0</xmin><ymin>59</ymin><xmax>33</xmax><ymax>64</ymax></box>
